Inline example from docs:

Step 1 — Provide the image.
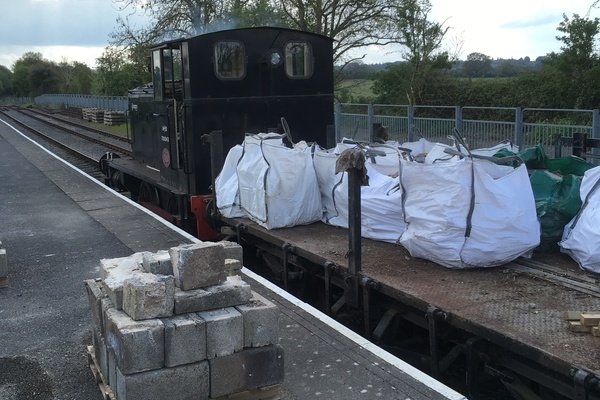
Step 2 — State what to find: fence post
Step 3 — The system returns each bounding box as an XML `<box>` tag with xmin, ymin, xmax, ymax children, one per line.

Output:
<box><xmin>593</xmin><ymin>109</ymin><xmax>600</xmax><ymax>162</ymax></box>
<box><xmin>515</xmin><ymin>107</ymin><xmax>523</xmax><ymax>149</ymax></box>
<box><xmin>407</xmin><ymin>104</ymin><xmax>415</xmax><ymax>142</ymax></box>
<box><xmin>367</xmin><ymin>103</ymin><xmax>374</xmax><ymax>142</ymax></box>
<box><xmin>455</xmin><ymin>106</ymin><xmax>463</xmax><ymax>133</ymax></box>
<box><xmin>334</xmin><ymin>102</ymin><xmax>341</xmax><ymax>142</ymax></box>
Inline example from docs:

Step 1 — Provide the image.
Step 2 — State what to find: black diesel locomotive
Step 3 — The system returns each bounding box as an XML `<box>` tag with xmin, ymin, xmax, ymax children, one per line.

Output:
<box><xmin>103</xmin><ymin>27</ymin><xmax>334</xmax><ymax>238</ymax></box>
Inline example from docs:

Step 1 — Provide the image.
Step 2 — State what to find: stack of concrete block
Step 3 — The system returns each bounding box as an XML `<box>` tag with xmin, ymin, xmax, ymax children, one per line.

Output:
<box><xmin>104</xmin><ymin>111</ymin><xmax>127</xmax><ymax>126</ymax></box>
<box><xmin>85</xmin><ymin>241</ymin><xmax>283</xmax><ymax>400</ymax></box>
<box><xmin>0</xmin><ymin>241</ymin><xmax>7</xmax><ymax>288</ymax></box>
<box><xmin>82</xmin><ymin>108</ymin><xmax>105</xmax><ymax>123</ymax></box>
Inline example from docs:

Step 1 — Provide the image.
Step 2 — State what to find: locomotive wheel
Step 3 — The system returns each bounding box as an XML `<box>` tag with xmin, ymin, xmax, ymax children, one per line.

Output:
<box><xmin>137</xmin><ymin>182</ymin><xmax>160</xmax><ymax>206</ymax></box>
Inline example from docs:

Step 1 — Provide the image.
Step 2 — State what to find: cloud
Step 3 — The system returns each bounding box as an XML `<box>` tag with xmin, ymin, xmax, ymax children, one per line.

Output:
<box><xmin>500</xmin><ymin>14</ymin><xmax>560</xmax><ymax>29</ymax></box>
<box><xmin>0</xmin><ymin>0</ymin><xmax>143</xmax><ymax>47</ymax></box>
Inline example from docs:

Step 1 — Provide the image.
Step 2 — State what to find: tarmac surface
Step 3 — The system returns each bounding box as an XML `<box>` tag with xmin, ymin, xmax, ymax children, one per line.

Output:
<box><xmin>0</xmin><ymin>117</ymin><xmax>465</xmax><ymax>399</ymax></box>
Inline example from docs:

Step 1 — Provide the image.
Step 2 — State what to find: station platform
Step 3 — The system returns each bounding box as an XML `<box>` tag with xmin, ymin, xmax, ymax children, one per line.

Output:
<box><xmin>0</xmin><ymin>119</ymin><xmax>465</xmax><ymax>399</ymax></box>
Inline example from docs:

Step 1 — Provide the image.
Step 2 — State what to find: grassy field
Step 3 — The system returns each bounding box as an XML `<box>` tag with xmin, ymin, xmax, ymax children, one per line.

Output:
<box><xmin>337</xmin><ymin>79</ymin><xmax>376</xmax><ymax>102</ymax></box>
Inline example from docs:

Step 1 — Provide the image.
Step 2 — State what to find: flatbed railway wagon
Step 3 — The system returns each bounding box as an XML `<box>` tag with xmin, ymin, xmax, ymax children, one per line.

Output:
<box><xmin>102</xmin><ymin>27</ymin><xmax>600</xmax><ymax>400</ymax></box>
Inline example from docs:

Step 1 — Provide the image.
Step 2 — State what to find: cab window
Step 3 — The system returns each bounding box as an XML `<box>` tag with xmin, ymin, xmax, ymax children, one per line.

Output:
<box><xmin>214</xmin><ymin>41</ymin><xmax>245</xmax><ymax>80</ymax></box>
<box><xmin>285</xmin><ymin>42</ymin><xmax>313</xmax><ymax>79</ymax></box>
<box><xmin>152</xmin><ymin>50</ymin><xmax>163</xmax><ymax>100</ymax></box>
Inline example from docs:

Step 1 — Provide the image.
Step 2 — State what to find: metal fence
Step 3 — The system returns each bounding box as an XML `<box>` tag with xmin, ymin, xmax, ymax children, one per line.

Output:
<box><xmin>0</xmin><ymin>97</ymin><xmax>31</xmax><ymax>106</ymax></box>
<box><xmin>34</xmin><ymin>94</ymin><xmax>128</xmax><ymax>111</ymax></box>
<box><xmin>336</xmin><ymin>103</ymin><xmax>600</xmax><ymax>156</ymax></box>
<box><xmin>18</xmin><ymin>95</ymin><xmax>600</xmax><ymax>157</ymax></box>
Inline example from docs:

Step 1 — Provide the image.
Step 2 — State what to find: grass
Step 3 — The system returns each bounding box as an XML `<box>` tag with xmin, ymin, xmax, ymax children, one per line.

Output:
<box><xmin>337</xmin><ymin>79</ymin><xmax>376</xmax><ymax>101</ymax></box>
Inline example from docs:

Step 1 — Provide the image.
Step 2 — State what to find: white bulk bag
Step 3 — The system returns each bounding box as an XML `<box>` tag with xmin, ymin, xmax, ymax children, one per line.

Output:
<box><xmin>399</xmin><ymin>156</ymin><xmax>539</xmax><ymax>268</ymax></box>
<box><xmin>215</xmin><ymin>145</ymin><xmax>246</xmax><ymax>218</ymax></box>
<box><xmin>399</xmin><ymin>138</ymin><xmax>434</xmax><ymax>156</ymax></box>
<box><xmin>313</xmin><ymin>147</ymin><xmax>406</xmax><ymax>243</ymax></box>
<box><xmin>560</xmin><ymin>166</ymin><xmax>600</xmax><ymax>273</ymax></box>
<box><xmin>237</xmin><ymin>133</ymin><xmax>322</xmax><ymax>229</ymax></box>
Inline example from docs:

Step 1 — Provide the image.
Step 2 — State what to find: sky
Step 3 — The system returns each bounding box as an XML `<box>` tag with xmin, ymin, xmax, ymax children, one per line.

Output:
<box><xmin>1</xmin><ymin>0</ymin><xmax>600</xmax><ymax>69</ymax></box>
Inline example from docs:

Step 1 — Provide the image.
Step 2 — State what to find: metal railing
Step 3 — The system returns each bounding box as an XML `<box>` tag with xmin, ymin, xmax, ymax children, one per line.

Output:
<box><xmin>336</xmin><ymin>103</ymin><xmax>600</xmax><ymax>155</ymax></box>
<box><xmin>23</xmin><ymin>95</ymin><xmax>600</xmax><ymax>157</ymax></box>
<box><xmin>34</xmin><ymin>94</ymin><xmax>128</xmax><ymax>111</ymax></box>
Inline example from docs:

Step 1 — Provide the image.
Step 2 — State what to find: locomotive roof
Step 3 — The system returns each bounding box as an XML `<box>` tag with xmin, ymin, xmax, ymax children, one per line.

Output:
<box><xmin>150</xmin><ymin>26</ymin><xmax>333</xmax><ymax>50</ymax></box>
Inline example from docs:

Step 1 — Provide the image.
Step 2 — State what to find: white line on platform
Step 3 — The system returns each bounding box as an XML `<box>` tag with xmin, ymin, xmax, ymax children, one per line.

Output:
<box><xmin>1</xmin><ymin>117</ymin><xmax>467</xmax><ymax>400</ymax></box>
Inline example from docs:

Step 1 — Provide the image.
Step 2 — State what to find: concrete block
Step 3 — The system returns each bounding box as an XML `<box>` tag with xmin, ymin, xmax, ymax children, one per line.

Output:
<box><xmin>100</xmin><ymin>297</ymin><xmax>115</xmax><ymax>338</ymax></box>
<box><xmin>108</xmin><ymin>346</ymin><xmax>117</xmax><ymax>389</ymax></box>
<box><xmin>105</xmin><ymin>308</ymin><xmax>164</xmax><ymax>374</ymax></box>
<box><xmin>225</xmin><ymin>259</ymin><xmax>242</xmax><ymax>276</ymax></box>
<box><xmin>116</xmin><ymin>361</ymin><xmax>209</xmax><ymax>400</ymax></box>
<box><xmin>209</xmin><ymin>345</ymin><xmax>284</xmax><ymax>398</ymax></box>
<box><xmin>219</xmin><ymin>240</ymin><xmax>243</xmax><ymax>261</ymax></box>
<box><xmin>236</xmin><ymin>291</ymin><xmax>280</xmax><ymax>348</ymax></box>
<box><xmin>170</xmin><ymin>243</ymin><xmax>226</xmax><ymax>291</ymax></box>
<box><xmin>163</xmin><ymin>314</ymin><xmax>206</xmax><ymax>367</ymax></box>
<box><xmin>93</xmin><ymin>331</ymin><xmax>109</xmax><ymax>382</ymax></box>
<box><xmin>174</xmin><ymin>276</ymin><xmax>251</xmax><ymax>314</ymax></box>
<box><xmin>84</xmin><ymin>279</ymin><xmax>107</xmax><ymax>333</ymax></box>
<box><xmin>122</xmin><ymin>273</ymin><xmax>175</xmax><ymax>320</ymax></box>
<box><xmin>100</xmin><ymin>253</ymin><xmax>144</xmax><ymax>280</ymax></box>
<box><xmin>142</xmin><ymin>250</ymin><xmax>172</xmax><ymax>275</ymax></box>
<box><xmin>0</xmin><ymin>248</ymin><xmax>7</xmax><ymax>278</ymax></box>
<box><xmin>198</xmin><ymin>307</ymin><xmax>243</xmax><ymax>359</ymax></box>
<box><xmin>101</xmin><ymin>256</ymin><xmax>144</xmax><ymax>310</ymax></box>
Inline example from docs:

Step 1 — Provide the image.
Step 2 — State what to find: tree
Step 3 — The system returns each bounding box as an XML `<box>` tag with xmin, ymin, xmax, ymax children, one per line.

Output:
<box><xmin>11</xmin><ymin>52</ymin><xmax>61</xmax><ymax>97</ymax></box>
<box><xmin>278</xmin><ymin>0</ymin><xmax>398</xmax><ymax>64</ymax></box>
<box><xmin>111</xmin><ymin>0</ymin><xmax>282</xmax><ymax>53</ymax></box>
<box><xmin>93</xmin><ymin>47</ymin><xmax>149</xmax><ymax>96</ymax></box>
<box><xmin>462</xmin><ymin>52</ymin><xmax>492</xmax><ymax>77</ymax></box>
<box><xmin>373</xmin><ymin>0</ymin><xmax>450</xmax><ymax>105</ymax></box>
<box><xmin>0</xmin><ymin>65</ymin><xmax>13</xmax><ymax>97</ymax></box>
<box><xmin>545</xmin><ymin>14</ymin><xmax>600</xmax><ymax>108</ymax></box>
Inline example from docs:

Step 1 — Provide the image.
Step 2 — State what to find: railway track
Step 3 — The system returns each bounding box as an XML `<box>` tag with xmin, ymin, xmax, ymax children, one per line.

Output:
<box><xmin>0</xmin><ymin>107</ymin><xmax>127</xmax><ymax>181</ymax></box>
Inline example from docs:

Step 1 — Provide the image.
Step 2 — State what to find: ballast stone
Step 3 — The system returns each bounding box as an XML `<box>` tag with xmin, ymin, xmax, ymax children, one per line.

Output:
<box><xmin>174</xmin><ymin>275</ymin><xmax>252</xmax><ymax>314</ymax></box>
<box><xmin>199</xmin><ymin>307</ymin><xmax>243</xmax><ymax>359</ymax></box>
<box><xmin>170</xmin><ymin>243</ymin><xmax>226</xmax><ymax>290</ymax></box>
<box><xmin>209</xmin><ymin>345</ymin><xmax>284</xmax><ymax>398</ymax></box>
<box><xmin>105</xmin><ymin>308</ymin><xmax>164</xmax><ymax>374</ymax></box>
<box><xmin>122</xmin><ymin>273</ymin><xmax>175</xmax><ymax>320</ymax></box>
<box><xmin>116</xmin><ymin>361</ymin><xmax>209</xmax><ymax>400</ymax></box>
<box><xmin>236</xmin><ymin>291</ymin><xmax>280</xmax><ymax>348</ymax></box>
<box><xmin>163</xmin><ymin>314</ymin><xmax>207</xmax><ymax>367</ymax></box>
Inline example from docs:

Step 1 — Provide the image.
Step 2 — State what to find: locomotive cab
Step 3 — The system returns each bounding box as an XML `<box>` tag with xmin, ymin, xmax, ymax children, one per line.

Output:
<box><xmin>106</xmin><ymin>27</ymin><xmax>334</xmax><ymax>236</ymax></box>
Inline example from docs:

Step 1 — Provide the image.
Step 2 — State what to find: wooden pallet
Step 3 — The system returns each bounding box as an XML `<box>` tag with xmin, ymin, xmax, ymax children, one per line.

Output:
<box><xmin>86</xmin><ymin>345</ymin><xmax>116</xmax><ymax>400</ymax></box>
<box><xmin>0</xmin><ymin>276</ymin><xmax>8</xmax><ymax>288</ymax></box>
<box><xmin>213</xmin><ymin>385</ymin><xmax>282</xmax><ymax>400</ymax></box>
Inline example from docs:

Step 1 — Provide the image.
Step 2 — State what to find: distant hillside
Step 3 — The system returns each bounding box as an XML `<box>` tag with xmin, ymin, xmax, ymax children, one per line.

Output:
<box><xmin>336</xmin><ymin>57</ymin><xmax>545</xmax><ymax>81</ymax></box>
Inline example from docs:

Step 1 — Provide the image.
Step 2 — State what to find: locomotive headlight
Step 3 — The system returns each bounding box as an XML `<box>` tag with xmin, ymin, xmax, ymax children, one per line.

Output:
<box><xmin>270</xmin><ymin>51</ymin><xmax>282</xmax><ymax>66</ymax></box>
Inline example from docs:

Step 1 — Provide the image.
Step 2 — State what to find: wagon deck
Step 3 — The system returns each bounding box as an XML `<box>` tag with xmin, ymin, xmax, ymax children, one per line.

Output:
<box><xmin>222</xmin><ymin>216</ymin><xmax>600</xmax><ymax>398</ymax></box>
